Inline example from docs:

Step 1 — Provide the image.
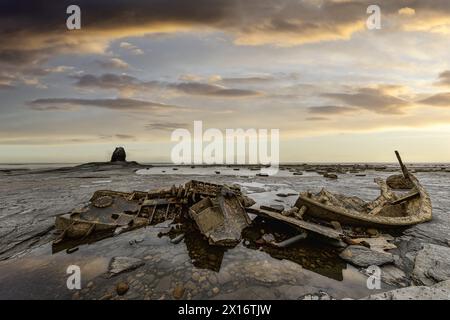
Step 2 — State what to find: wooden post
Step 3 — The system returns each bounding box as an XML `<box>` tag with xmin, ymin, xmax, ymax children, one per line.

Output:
<box><xmin>395</xmin><ymin>150</ymin><xmax>410</xmax><ymax>179</ymax></box>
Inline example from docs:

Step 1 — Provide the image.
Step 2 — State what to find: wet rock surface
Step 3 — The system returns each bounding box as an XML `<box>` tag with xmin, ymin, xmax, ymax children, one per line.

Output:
<box><xmin>412</xmin><ymin>243</ymin><xmax>450</xmax><ymax>285</ymax></box>
<box><xmin>108</xmin><ymin>257</ymin><xmax>145</xmax><ymax>277</ymax></box>
<box><xmin>362</xmin><ymin>280</ymin><xmax>450</xmax><ymax>300</ymax></box>
<box><xmin>339</xmin><ymin>245</ymin><xmax>394</xmax><ymax>267</ymax></box>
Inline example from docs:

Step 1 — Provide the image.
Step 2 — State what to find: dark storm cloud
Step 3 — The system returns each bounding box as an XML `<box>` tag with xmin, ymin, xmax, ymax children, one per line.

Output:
<box><xmin>1</xmin><ymin>0</ymin><xmax>449</xmax><ymax>92</ymax></box>
<box><xmin>29</xmin><ymin>98</ymin><xmax>180</xmax><ymax>111</ymax></box>
<box><xmin>73</xmin><ymin>73</ymin><xmax>261</xmax><ymax>97</ymax></box>
<box><xmin>307</xmin><ymin>106</ymin><xmax>356</xmax><ymax>115</ymax></box>
<box><xmin>419</xmin><ymin>93</ymin><xmax>450</xmax><ymax>107</ymax></box>
<box><xmin>3</xmin><ymin>0</ymin><xmax>450</xmax><ymax>66</ymax></box>
<box><xmin>322</xmin><ymin>88</ymin><xmax>410</xmax><ymax>114</ymax></box>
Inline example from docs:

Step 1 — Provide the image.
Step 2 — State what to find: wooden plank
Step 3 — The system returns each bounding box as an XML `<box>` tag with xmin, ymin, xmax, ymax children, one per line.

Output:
<box><xmin>390</xmin><ymin>190</ymin><xmax>420</xmax><ymax>205</ymax></box>
<box><xmin>248</xmin><ymin>208</ymin><xmax>344</xmax><ymax>241</ymax></box>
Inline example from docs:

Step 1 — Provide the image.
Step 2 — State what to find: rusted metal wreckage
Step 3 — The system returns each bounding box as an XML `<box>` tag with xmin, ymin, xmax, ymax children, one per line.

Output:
<box><xmin>53</xmin><ymin>180</ymin><xmax>255</xmax><ymax>249</ymax></box>
<box><xmin>53</xmin><ymin>151</ymin><xmax>432</xmax><ymax>253</ymax></box>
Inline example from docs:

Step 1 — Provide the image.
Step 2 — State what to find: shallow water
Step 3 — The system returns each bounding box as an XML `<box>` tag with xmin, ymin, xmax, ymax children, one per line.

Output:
<box><xmin>0</xmin><ymin>219</ymin><xmax>393</xmax><ymax>300</ymax></box>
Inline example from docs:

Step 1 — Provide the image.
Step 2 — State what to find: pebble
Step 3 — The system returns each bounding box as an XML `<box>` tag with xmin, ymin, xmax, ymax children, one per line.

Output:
<box><xmin>116</xmin><ymin>282</ymin><xmax>129</xmax><ymax>296</ymax></box>
<box><xmin>99</xmin><ymin>293</ymin><xmax>113</xmax><ymax>300</ymax></box>
<box><xmin>262</xmin><ymin>233</ymin><xmax>275</xmax><ymax>243</ymax></box>
<box><xmin>192</xmin><ymin>273</ymin><xmax>200</xmax><ymax>281</ymax></box>
<box><xmin>87</xmin><ymin>281</ymin><xmax>94</xmax><ymax>288</ymax></box>
<box><xmin>146</xmin><ymin>274</ymin><xmax>155</xmax><ymax>283</ymax></box>
<box><xmin>66</xmin><ymin>247</ymin><xmax>79</xmax><ymax>254</ymax></box>
<box><xmin>173</xmin><ymin>285</ymin><xmax>185</xmax><ymax>299</ymax></box>
<box><xmin>72</xmin><ymin>291</ymin><xmax>80</xmax><ymax>300</ymax></box>
<box><xmin>212</xmin><ymin>287</ymin><xmax>220</xmax><ymax>295</ymax></box>
<box><xmin>208</xmin><ymin>275</ymin><xmax>218</xmax><ymax>285</ymax></box>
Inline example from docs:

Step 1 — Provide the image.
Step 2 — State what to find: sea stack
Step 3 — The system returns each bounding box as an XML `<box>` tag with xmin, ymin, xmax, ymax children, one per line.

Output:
<box><xmin>111</xmin><ymin>147</ymin><xmax>126</xmax><ymax>162</ymax></box>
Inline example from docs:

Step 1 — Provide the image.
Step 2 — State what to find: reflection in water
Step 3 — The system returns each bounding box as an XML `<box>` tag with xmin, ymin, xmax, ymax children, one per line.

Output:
<box><xmin>152</xmin><ymin>217</ymin><xmax>346</xmax><ymax>281</ymax></box>
<box><xmin>160</xmin><ymin>220</ymin><xmax>226</xmax><ymax>272</ymax></box>
<box><xmin>53</xmin><ymin>212</ymin><xmax>347</xmax><ymax>282</ymax></box>
<box><xmin>52</xmin><ymin>231</ymin><xmax>114</xmax><ymax>254</ymax></box>
<box><xmin>242</xmin><ymin>217</ymin><xmax>347</xmax><ymax>281</ymax></box>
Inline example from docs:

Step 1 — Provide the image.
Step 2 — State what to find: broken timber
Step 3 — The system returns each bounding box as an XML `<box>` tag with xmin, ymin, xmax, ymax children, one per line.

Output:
<box><xmin>247</xmin><ymin>207</ymin><xmax>345</xmax><ymax>246</ymax></box>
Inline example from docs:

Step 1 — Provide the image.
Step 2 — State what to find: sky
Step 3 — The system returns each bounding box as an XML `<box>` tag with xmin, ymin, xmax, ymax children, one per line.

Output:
<box><xmin>1</xmin><ymin>0</ymin><xmax>450</xmax><ymax>163</ymax></box>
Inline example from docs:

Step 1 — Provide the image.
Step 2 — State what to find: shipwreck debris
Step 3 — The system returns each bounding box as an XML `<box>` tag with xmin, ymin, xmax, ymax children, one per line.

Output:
<box><xmin>51</xmin><ymin>151</ymin><xmax>433</xmax><ymax>279</ymax></box>
<box><xmin>386</xmin><ymin>174</ymin><xmax>414</xmax><ymax>190</ymax></box>
<box><xmin>247</xmin><ymin>207</ymin><xmax>346</xmax><ymax>247</ymax></box>
<box><xmin>294</xmin><ymin>151</ymin><xmax>432</xmax><ymax>228</ymax></box>
<box><xmin>189</xmin><ymin>187</ymin><xmax>252</xmax><ymax>246</ymax></box>
<box><xmin>53</xmin><ymin>180</ymin><xmax>255</xmax><ymax>250</ymax></box>
<box><xmin>270</xmin><ymin>232</ymin><xmax>308</xmax><ymax>248</ymax></box>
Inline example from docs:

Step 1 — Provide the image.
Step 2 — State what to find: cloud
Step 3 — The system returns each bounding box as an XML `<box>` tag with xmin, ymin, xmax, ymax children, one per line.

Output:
<box><xmin>435</xmin><ymin>70</ymin><xmax>450</xmax><ymax>87</ymax></box>
<box><xmin>179</xmin><ymin>74</ymin><xmax>203</xmax><ymax>82</ymax></box>
<box><xmin>398</xmin><ymin>7</ymin><xmax>416</xmax><ymax>16</ymax></box>
<box><xmin>29</xmin><ymin>97</ymin><xmax>180</xmax><ymax>111</ymax></box>
<box><xmin>146</xmin><ymin>122</ymin><xmax>189</xmax><ymax>131</ymax></box>
<box><xmin>3</xmin><ymin>0</ymin><xmax>450</xmax><ymax>69</ymax></box>
<box><xmin>95</xmin><ymin>58</ymin><xmax>129</xmax><ymax>69</ymax></box>
<box><xmin>73</xmin><ymin>73</ymin><xmax>262</xmax><ymax>98</ymax></box>
<box><xmin>419</xmin><ymin>92</ymin><xmax>450</xmax><ymax>107</ymax></box>
<box><xmin>307</xmin><ymin>106</ymin><xmax>356</xmax><ymax>115</ymax></box>
<box><xmin>73</xmin><ymin>73</ymin><xmax>148</xmax><ymax>96</ymax></box>
<box><xmin>0</xmin><ymin>0</ymin><xmax>449</xmax><ymax>94</ymax></box>
<box><xmin>114</xmin><ymin>134</ymin><xmax>135</xmax><ymax>140</ymax></box>
<box><xmin>172</xmin><ymin>82</ymin><xmax>261</xmax><ymax>97</ymax></box>
<box><xmin>119</xmin><ymin>42</ymin><xmax>144</xmax><ymax>55</ymax></box>
<box><xmin>213</xmin><ymin>75</ymin><xmax>276</xmax><ymax>85</ymax></box>
<box><xmin>0</xmin><ymin>74</ymin><xmax>16</xmax><ymax>89</ymax></box>
<box><xmin>305</xmin><ymin>116</ymin><xmax>329</xmax><ymax>121</ymax></box>
<box><xmin>0</xmin><ymin>64</ymin><xmax>73</xmax><ymax>89</ymax></box>
<box><xmin>322</xmin><ymin>87</ymin><xmax>410</xmax><ymax>114</ymax></box>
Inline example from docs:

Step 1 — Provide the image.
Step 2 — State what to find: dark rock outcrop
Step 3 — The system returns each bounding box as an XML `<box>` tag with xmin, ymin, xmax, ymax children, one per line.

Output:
<box><xmin>111</xmin><ymin>147</ymin><xmax>126</xmax><ymax>162</ymax></box>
